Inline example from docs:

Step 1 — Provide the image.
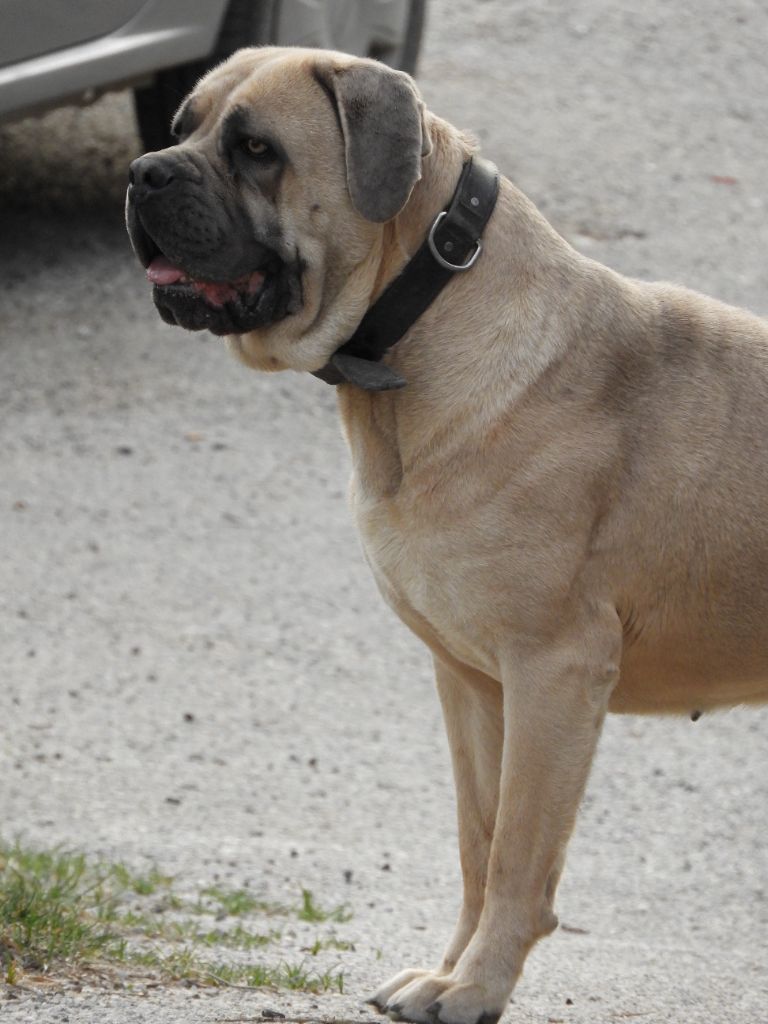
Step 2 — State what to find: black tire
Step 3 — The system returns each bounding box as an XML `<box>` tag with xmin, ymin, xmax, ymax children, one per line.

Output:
<box><xmin>134</xmin><ymin>0</ymin><xmax>426</xmax><ymax>152</ymax></box>
<box><xmin>369</xmin><ymin>0</ymin><xmax>426</xmax><ymax>76</ymax></box>
<box><xmin>401</xmin><ymin>0</ymin><xmax>427</xmax><ymax>76</ymax></box>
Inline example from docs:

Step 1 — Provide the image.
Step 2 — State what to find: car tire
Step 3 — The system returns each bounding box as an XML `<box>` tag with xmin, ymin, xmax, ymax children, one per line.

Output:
<box><xmin>368</xmin><ymin>0</ymin><xmax>426</xmax><ymax>75</ymax></box>
<box><xmin>134</xmin><ymin>0</ymin><xmax>426</xmax><ymax>152</ymax></box>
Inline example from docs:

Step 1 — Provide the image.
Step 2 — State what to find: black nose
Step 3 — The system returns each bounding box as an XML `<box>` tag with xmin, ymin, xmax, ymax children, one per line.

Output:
<box><xmin>128</xmin><ymin>154</ymin><xmax>176</xmax><ymax>192</ymax></box>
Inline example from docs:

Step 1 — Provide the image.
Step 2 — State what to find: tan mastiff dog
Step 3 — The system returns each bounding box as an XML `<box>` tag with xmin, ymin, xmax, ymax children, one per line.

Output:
<box><xmin>126</xmin><ymin>46</ymin><xmax>768</xmax><ymax>1024</ymax></box>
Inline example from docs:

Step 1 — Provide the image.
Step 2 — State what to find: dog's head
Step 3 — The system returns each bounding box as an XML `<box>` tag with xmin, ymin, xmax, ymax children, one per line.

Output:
<box><xmin>126</xmin><ymin>47</ymin><xmax>433</xmax><ymax>373</ymax></box>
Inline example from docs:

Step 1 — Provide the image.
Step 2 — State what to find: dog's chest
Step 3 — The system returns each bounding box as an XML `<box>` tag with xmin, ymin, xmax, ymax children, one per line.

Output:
<box><xmin>351</xmin><ymin>480</ymin><xmax>502</xmax><ymax>677</ymax></box>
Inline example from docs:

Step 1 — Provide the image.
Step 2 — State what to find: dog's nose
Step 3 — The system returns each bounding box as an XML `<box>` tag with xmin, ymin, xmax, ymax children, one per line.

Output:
<box><xmin>128</xmin><ymin>154</ymin><xmax>176</xmax><ymax>192</ymax></box>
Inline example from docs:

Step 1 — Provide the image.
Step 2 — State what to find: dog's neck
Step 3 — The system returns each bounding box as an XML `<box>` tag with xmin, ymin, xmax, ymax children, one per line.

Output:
<box><xmin>336</xmin><ymin>120</ymin><xmax>579</xmax><ymax>500</ymax></box>
<box><xmin>315</xmin><ymin>149</ymin><xmax>499</xmax><ymax>391</ymax></box>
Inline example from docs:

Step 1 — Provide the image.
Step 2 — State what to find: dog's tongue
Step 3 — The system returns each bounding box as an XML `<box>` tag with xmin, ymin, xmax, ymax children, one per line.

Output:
<box><xmin>146</xmin><ymin>255</ymin><xmax>184</xmax><ymax>286</ymax></box>
<box><xmin>146</xmin><ymin>256</ymin><xmax>265</xmax><ymax>308</ymax></box>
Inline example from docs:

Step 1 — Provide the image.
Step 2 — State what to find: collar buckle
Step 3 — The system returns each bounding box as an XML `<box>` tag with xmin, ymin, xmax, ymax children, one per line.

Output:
<box><xmin>428</xmin><ymin>211</ymin><xmax>483</xmax><ymax>271</ymax></box>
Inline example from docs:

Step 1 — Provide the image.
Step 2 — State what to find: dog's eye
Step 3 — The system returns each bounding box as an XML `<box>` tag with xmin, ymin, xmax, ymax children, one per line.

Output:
<box><xmin>242</xmin><ymin>138</ymin><xmax>275</xmax><ymax>160</ymax></box>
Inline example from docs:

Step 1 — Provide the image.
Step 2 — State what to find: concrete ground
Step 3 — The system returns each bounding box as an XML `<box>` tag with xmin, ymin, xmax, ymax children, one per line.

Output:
<box><xmin>1</xmin><ymin>1</ymin><xmax>766</xmax><ymax>1022</ymax></box>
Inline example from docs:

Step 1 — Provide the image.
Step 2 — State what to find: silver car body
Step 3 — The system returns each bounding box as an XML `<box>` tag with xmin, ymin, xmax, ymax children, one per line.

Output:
<box><xmin>0</xmin><ymin>0</ymin><xmax>419</xmax><ymax>121</ymax></box>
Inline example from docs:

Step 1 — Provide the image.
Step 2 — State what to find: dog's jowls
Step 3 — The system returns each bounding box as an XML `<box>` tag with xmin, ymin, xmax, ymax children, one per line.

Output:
<box><xmin>126</xmin><ymin>47</ymin><xmax>768</xmax><ymax>1024</ymax></box>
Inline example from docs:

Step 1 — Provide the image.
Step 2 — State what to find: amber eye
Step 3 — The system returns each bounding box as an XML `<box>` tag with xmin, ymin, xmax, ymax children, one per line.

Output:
<box><xmin>243</xmin><ymin>138</ymin><xmax>272</xmax><ymax>158</ymax></box>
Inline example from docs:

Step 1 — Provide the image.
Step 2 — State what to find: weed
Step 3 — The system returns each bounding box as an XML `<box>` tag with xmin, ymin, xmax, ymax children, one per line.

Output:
<box><xmin>304</xmin><ymin>936</ymin><xmax>355</xmax><ymax>955</ymax></box>
<box><xmin>3</xmin><ymin>956</ymin><xmax>18</xmax><ymax>985</ymax></box>
<box><xmin>209</xmin><ymin>959</ymin><xmax>344</xmax><ymax>992</ymax></box>
<box><xmin>195</xmin><ymin>924</ymin><xmax>281</xmax><ymax>949</ymax></box>
<box><xmin>196</xmin><ymin>886</ymin><xmax>285</xmax><ymax>918</ymax></box>
<box><xmin>0</xmin><ymin>838</ymin><xmax>351</xmax><ymax>997</ymax></box>
<box><xmin>298</xmin><ymin>889</ymin><xmax>352</xmax><ymax>924</ymax></box>
<box><xmin>0</xmin><ymin>841</ymin><xmax>122</xmax><ymax>970</ymax></box>
<box><xmin>111</xmin><ymin>863</ymin><xmax>174</xmax><ymax>897</ymax></box>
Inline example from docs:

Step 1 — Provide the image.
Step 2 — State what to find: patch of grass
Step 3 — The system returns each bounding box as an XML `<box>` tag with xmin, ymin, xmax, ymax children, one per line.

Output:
<box><xmin>0</xmin><ymin>841</ymin><xmax>125</xmax><ymax>972</ymax></box>
<box><xmin>3</xmin><ymin>957</ymin><xmax>18</xmax><ymax>985</ymax></box>
<box><xmin>0</xmin><ymin>838</ymin><xmax>351</xmax><ymax>996</ymax></box>
<box><xmin>194</xmin><ymin>924</ymin><xmax>281</xmax><ymax>950</ymax></box>
<box><xmin>196</xmin><ymin>885</ymin><xmax>286</xmax><ymax>918</ymax></box>
<box><xmin>110</xmin><ymin>863</ymin><xmax>174</xmax><ymax>898</ymax></box>
<box><xmin>107</xmin><ymin>943</ymin><xmax>344</xmax><ymax>993</ymax></box>
<box><xmin>297</xmin><ymin>888</ymin><xmax>352</xmax><ymax>924</ymax></box>
<box><xmin>204</xmin><ymin>959</ymin><xmax>345</xmax><ymax>993</ymax></box>
<box><xmin>109</xmin><ymin>912</ymin><xmax>280</xmax><ymax>951</ymax></box>
<box><xmin>303</xmin><ymin>936</ymin><xmax>356</xmax><ymax>955</ymax></box>
<box><xmin>193</xmin><ymin>885</ymin><xmax>352</xmax><ymax>926</ymax></box>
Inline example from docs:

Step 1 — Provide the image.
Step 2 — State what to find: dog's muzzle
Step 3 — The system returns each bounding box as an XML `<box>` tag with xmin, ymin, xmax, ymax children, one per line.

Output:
<box><xmin>126</xmin><ymin>151</ymin><xmax>299</xmax><ymax>336</ymax></box>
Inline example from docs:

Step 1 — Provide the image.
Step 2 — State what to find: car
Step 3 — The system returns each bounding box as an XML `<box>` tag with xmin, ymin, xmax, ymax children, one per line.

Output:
<box><xmin>0</xmin><ymin>0</ymin><xmax>426</xmax><ymax>150</ymax></box>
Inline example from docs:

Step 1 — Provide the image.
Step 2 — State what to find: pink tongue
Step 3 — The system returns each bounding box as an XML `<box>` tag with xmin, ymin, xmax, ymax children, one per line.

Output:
<box><xmin>146</xmin><ymin>256</ymin><xmax>184</xmax><ymax>286</ymax></box>
<box><xmin>146</xmin><ymin>258</ymin><xmax>266</xmax><ymax>308</ymax></box>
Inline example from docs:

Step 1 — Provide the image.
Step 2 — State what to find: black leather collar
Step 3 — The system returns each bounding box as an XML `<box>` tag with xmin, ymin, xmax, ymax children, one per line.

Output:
<box><xmin>312</xmin><ymin>156</ymin><xmax>500</xmax><ymax>391</ymax></box>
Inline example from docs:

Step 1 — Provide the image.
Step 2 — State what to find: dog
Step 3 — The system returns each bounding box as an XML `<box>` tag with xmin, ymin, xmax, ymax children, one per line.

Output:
<box><xmin>126</xmin><ymin>46</ymin><xmax>768</xmax><ymax>1024</ymax></box>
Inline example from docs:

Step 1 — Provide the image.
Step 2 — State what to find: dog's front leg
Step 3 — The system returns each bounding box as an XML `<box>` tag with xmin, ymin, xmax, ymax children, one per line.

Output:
<box><xmin>379</xmin><ymin>607</ymin><xmax>621</xmax><ymax>1024</ymax></box>
<box><xmin>370</xmin><ymin>657</ymin><xmax>503</xmax><ymax>1008</ymax></box>
<box><xmin>435</xmin><ymin>658</ymin><xmax>504</xmax><ymax>973</ymax></box>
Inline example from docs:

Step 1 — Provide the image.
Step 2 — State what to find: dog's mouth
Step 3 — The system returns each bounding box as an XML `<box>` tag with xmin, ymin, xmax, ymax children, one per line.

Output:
<box><xmin>147</xmin><ymin>255</ymin><xmax>266</xmax><ymax>307</ymax></box>
<box><xmin>145</xmin><ymin>252</ymin><xmax>279</xmax><ymax>335</ymax></box>
<box><xmin>127</xmin><ymin>198</ymin><xmax>298</xmax><ymax>336</ymax></box>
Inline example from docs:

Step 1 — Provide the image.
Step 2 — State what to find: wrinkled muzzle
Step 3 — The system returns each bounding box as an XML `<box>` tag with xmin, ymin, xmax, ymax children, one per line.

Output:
<box><xmin>126</xmin><ymin>149</ymin><xmax>299</xmax><ymax>336</ymax></box>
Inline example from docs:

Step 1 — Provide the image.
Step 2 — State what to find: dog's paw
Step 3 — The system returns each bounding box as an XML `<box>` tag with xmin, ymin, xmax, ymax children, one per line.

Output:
<box><xmin>374</xmin><ymin>972</ymin><xmax>505</xmax><ymax>1024</ymax></box>
<box><xmin>367</xmin><ymin>968</ymin><xmax>435</xmax><ymax>1012</ymax></box>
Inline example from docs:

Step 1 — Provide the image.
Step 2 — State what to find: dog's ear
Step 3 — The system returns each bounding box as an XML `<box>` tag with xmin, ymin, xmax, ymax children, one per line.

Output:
<box><xmin>316</xmin><ymin>60</ymin><xmax>432</xmax><ymax>223</ymax></box>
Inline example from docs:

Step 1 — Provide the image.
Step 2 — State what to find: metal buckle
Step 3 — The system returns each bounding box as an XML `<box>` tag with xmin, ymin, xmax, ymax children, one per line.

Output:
<box><xmin>427</xmin><ymin>212</ymin><xmax>482</xmax><ymax>272</ymax></box>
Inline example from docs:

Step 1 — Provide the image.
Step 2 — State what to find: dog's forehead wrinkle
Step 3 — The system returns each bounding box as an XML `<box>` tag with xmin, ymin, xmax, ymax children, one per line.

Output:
<box><xmin>229</xmin><ymin>59</ymin><xmax>332</xmax><ymax>119</ymax></box>
<box><xmin>216</xmin><ymin>106</ymin><xmax>247</xmax><ymax>159</ymax></box>
<box><xmin>221</xmin><ymin>104</ymin><xmax>255</xmax><ymax>138</ymax></box>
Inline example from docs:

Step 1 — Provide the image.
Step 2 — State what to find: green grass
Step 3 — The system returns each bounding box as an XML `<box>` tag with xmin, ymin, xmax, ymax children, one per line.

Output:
<box><xmin>304</xmin><ymin>936</ymin><xmax>356</xmax><ymax>955</ymax></box>
<box><xmin>0</xmin><ymin>843</ymin><xmax>126</xmax><ymax>973</ymax></box>
<box><xmin>0</xmin><ymin>839</ymin><xmax>352</xmax><ymax>993</ymax></box>
<box><xmin>297</xmin><ymin>888</ymin><xmax>352</xmax><ymax>924</ymax></box>
<box><xmin>195</xmin><ymin>885</ymin><xmax>286</xmax><ymax>918</ymax></box>
<box><xmin>110</xmin><ymin>863</ymin><xmax>174</xmax><ymax>897</ymax></box>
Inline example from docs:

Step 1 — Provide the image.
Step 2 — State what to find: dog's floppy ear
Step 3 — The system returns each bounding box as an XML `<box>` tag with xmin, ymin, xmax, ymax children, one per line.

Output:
<box><xmin>316</xmin><ymin>60</ymin><xmax>432</xmax><ymax>223</ymax></box>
